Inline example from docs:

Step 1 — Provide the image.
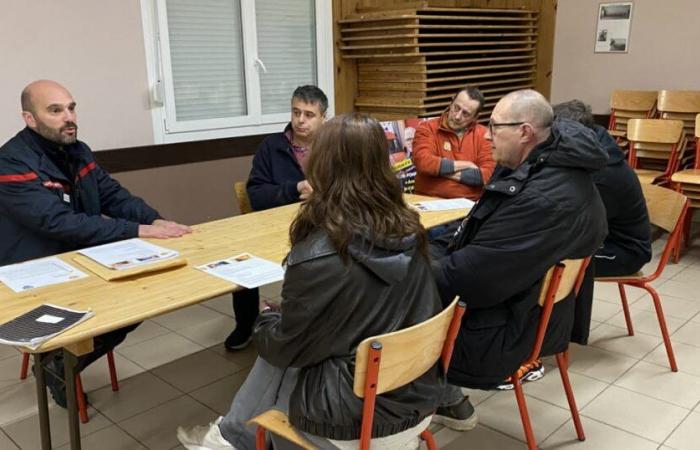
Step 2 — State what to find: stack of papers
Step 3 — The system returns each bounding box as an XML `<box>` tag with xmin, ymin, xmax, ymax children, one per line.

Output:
<box><xmin>412</xmin><ymin>198</ymin><xmax>475</xmax><ymax>211</ymax></box>
<box><xmin>0</xmin><ymin>304</ymin><xmax>93</xmax><ymax>350</ymax></box>
<box><xmin>0</xmin><ymin>257</ymin><xmax>88</xmax><ymax>293</ymax></box>
<box><xmin>78</xmin><ymin>239</ymin><xmax>179</xmax><ymax>270</ymax></box>
<box><xmin>197</xmin><ymin>253</ymin><xmax>284</xmax><ymax>289</ymax></box>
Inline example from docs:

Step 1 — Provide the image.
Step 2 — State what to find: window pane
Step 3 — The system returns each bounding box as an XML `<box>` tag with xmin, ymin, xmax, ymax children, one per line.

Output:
<box><xmin>256</xmin><ymin>0</ymin><xmax>317</xmax><ymax>114</ymax></box>
<box><xmin>166</xmin><ymin>0</ymin><xmax>247</xmax><ymax>121</ymax></box>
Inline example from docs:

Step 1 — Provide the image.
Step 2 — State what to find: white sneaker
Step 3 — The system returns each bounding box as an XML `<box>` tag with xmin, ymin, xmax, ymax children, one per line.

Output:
<box><xmin>177</xmin><ymin>417</ymin><xmax>236</xmax><ymax>450</ymax></box>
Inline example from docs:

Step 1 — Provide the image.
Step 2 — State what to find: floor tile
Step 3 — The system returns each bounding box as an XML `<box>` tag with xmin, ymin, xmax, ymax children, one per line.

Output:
<box><xmin>460</xmin><ymin>387</ymin><xmax>496</xmax><ymax>407</ymax></box>
<box><xmin>655</xmin><ymin>279</ymin><xmax>700</xmax><ymax>301</ymax></box>
<box><xmin>615</xmin><ymin>361</ymin><xmax>700</xmax><ymax>409</ymax></box>
<box><xmin>670</xmin><ymin>321</ymin><xmax>700</xmax><ymax>348</ymax></box>
<box><xmin>151</xmin><ymin>349</ymin><xmax>244</xmax><ymax>393</ymax></box>
<box><xmin>590</xmin><ymin>300</ymin><xmax>622</xmax><ymax>323</ymax></box>
<box><xmin>670</xmin><ymin>265</ymin><xmax>700</xmax><ymax>284</ymax></box>
<box><xmin>630</xmin><ymin>293</ymin><xmax>700</xmax><ymax>321</ymax></box>
<box><xmin>118</xmin><ymin>395</ymin><xmax>218</xmax><ymax>450</ymax></box>
<box><xmin>593</xmin><ymin>282</ymin><xmax>646</xmax><ymax>304</ymax></box>
<box><xmin>117</xmin><ymin>333</ymin><xmax>203</xmax><ymax>371</ymax></box>
<box><xmin>175</xmin><ymin>315</ymin><xmax>233</xmax><ymax>348</ymax></box>
<box><xmin>90</xmin><ymin>371</ymin><xmax>181</xmax><ymax>423</ymax></box>
<box><xmin>0</xmin><ymin>429</ymin><xmax>19</xmax><ymax>449</ymax></box>
<box><xmin>120</xmin><ymin>320</ymin><xmax>172</xmax><ymax>348</ymax></box>
<box><xmin>0</xmin><ymin>354</ymin><xmax>25</xmax><ymax>391</ymax></box>
<box><xmin>540</xmin><ymin>416</ymin><xmax>658</xmax><ymax>450</ymax></box>
<box><xmin>0</xmin><ymin>380</ymin><xmax>42</xmax><ymax>426</ymax></box>
<box><xmin>55</xmin><ymin>424</ymin><xmax>146</xmax><ymax>450</ymax></box>
<box><xmin>80</xmin><ymin>352</ymin><xmax>145</xmax><ymax>392</ymax></box>
<box><xmin>151</xmin><ymin>305</ymin><xmax>223</xmax><ymax>332</ymax></box>
<box><xmin>208</xmin><ymin>342</ymin><xmax>258</xmax><ymax>369</ymax></box>
<box><xmin>581</xmin><ymin>386</ymin><xmax>687</xmax><ymax>443</ymax></box>
<box><xmin>567</xmin><ymin>344</ymin><xmax>638</xmax><ymax>383</ymax></box>
<box><xmin>0</xmin><ymin>346</ymin><xmax>21</xmax><ymax>362</ymax></box>
<box><xmin>2</xmin><ymin>404</ymin><xmax>112</xmax><ymax>449</ymax></box>
<box><xmin>644</xmin><ymin>342</ymin><xmax>700</xmax><ymax>376</ymax></box>
<box><xmin>654</xmin><ymin>261</ymin><xmax>688</xmax><ymax>279</ymax></box>
<box><xmin>604</xmin><ymin>308</ymin><xmax>686</xmax><ymax>339</ymax></box>
<box><xmin>259</xmin><ymin>281</ymin><xmax>283</xmax><ymax>300</ymax></box>
<box><xmin>522</xmin><ymin>368</ymin><xmax>608</xmax><ymax>410</ymax></box>
<box><xmin>475</xmin><ymin>391</ymin><xmax>570</xmax><ymax>443</ymax></box>
<box><xmin>665</xmin><ymin>411</ymin><xmax>700</xmax><ymax>450</ymax></box>
<box><xmin>200</xmin><ymin>295</ymin><xmax>234</xmax><ymax>317</ymax></box>
<box><xmin>439</xmin><ymin>424</ymin><xmax>523</xmax><ymax>449</ymax></box>
<box><xmin>587</xmin><ymin>323</ymin><xmax>662</xmax><ymax>359</ymax></box>
<box><xmin>188</xmin><ymin>370</ymin><xmax>250</xmax><ymax>416</ymax></box>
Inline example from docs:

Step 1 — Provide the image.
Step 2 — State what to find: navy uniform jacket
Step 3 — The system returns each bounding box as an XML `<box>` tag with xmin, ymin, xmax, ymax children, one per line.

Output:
<box><xmin>0</xmin><ymin>128</ymin><xmax>161</xmax><ymax>265</ymax></box>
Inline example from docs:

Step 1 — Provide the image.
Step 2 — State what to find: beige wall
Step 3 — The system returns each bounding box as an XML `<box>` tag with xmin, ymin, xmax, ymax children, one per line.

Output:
<box><xmin>0</xmin><ymin>0</ymin><xmax>154</xmax><ymax>150</ymax></box>
<box><xmin>551</xmin><ymin>0</ymin><xmax>700</xmax><ymax>113</ymax></box>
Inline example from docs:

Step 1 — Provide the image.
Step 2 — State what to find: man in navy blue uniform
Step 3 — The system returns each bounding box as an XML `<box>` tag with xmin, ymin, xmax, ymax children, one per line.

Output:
<box><xmin>0</xmin><ymin>80</ymin><xmax>191</xmax><ymax>407</ymax></box>
<box><xmin>225</xmin><ymin>85</ymin><xmax>327</xmax><ymax>350</ymax></box>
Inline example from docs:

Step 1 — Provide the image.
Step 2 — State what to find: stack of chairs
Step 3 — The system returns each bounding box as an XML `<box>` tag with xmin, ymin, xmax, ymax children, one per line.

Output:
<box><xmin>626</xmin><ymin>118</ymin><xmax>685</xmax><ymax>185</ymax></box>
<box><xmin>671</xmin><ymin>114</ymin><xmax>700</xmax><ymax>249</ymax></box>
<box><xmin>657</xmin><ymin>90</ymin><xmax>700</xmax><ymax>169</ymax></box>
<box><xmin>607</xmin><ymin>90</ymin><xmax>657</xmax><ymax>150</ymax></box>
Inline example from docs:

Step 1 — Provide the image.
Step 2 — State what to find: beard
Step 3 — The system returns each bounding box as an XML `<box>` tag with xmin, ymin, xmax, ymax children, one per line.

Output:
<box><xmin>35</xmin><ymin>120</ymin><xmax>78</xmax><ymax>145</ymax></box>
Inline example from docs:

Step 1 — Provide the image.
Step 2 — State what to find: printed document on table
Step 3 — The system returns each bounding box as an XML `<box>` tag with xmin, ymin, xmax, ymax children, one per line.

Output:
<box><xmin>197</xmin><ymin>253</ymin><xmax>284</xmax><ymax>289</ymax></box>
<box><xmin>0</xmin><ymin>257</ymin><xmax>88</xmax><ymax>293</ymax></box>
<box><xmin>78</xmin><ymin>238</ymin><xmax>179</xmax><ymax>270</ymax></box>
<box><xmin>412</xmin><ymin>198</ymin><xmax>475</xmax><ymax>211</ymax></box>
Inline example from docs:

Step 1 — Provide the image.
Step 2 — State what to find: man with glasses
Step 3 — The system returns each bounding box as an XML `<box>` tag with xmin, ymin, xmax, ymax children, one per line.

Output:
<box><xmin>412</xmin><ymin>86</ymin><xmax>495</xmax><ymax>200</ymax></box>
<box><xmin>429</xmin><ymin>89</ymin><xmax>608</xmax><ymax>430</ymax></box>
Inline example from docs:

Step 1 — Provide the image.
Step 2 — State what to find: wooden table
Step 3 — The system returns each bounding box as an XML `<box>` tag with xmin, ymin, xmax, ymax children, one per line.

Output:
<box><xmin>0</xmin><ymin>194</ymin><xmax>468</xmax><ymax>450</ymax></box>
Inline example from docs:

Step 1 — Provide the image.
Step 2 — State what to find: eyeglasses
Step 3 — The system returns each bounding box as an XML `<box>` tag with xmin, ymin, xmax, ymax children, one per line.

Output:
<box><xmin>488</xmin><ymin>120</ymin><xmax>525</xmax><ymax>135</ymax></box>
<box><xmin>450</xmin><ymin>103</ymin><xmax>477</xmax><ymax>118</ymax></box>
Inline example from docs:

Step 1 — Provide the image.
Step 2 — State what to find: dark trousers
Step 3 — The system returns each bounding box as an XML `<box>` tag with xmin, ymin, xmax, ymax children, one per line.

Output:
<box><xmin>232</xmin><ymin>288</ymin><xmax>260</xmax><ymax>332</ymax></box>
<box><xmin>573</xmin><ymin>244</ymin><xmax>648</xmax><ymax>345</ymax></box>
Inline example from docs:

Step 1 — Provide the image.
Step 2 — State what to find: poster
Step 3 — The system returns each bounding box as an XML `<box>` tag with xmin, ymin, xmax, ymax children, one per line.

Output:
<box><xmin>594</xmin><ymin>2</ymin><xmax>633</xmax><ymax>53</ymax></box>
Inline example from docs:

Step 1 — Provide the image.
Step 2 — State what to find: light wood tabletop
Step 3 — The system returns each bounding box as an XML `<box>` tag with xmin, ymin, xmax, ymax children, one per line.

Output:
<box><xmin>0</xmin><ymin>194</ymin><xmax>468</xmax><ymax>353</ymax></box>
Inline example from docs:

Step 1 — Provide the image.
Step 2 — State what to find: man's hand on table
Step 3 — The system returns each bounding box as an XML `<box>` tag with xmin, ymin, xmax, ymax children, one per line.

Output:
<box><xmin>139</xmin><ymin>219</ymin><xmax>192</xmax><ymax>238</ymax></box>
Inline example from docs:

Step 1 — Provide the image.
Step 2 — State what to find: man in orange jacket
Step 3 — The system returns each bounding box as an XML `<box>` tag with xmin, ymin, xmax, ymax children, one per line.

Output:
<box><xmin>412</xmin><ymin>86</ymin><xmax>495</xmax><ymax>200</ymax></box>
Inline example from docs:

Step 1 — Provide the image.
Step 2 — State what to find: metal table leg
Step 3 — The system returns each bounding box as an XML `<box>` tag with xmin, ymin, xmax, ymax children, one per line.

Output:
<box><xmin>33</xmin><ymin>353</ymin><xmax>52</xmax><ymax>450</ymax></box>
<box><xmin>63</xmin><ymin>350</ymin><xmax>81</xmax><ymax>450</ymax></box>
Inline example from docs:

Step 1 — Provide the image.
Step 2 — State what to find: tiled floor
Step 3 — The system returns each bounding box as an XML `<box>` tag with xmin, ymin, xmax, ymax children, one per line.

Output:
<box><xmin>2</xmin><ymin>242</ymin><xmax>700</xmax><ymax>449</ymax></box>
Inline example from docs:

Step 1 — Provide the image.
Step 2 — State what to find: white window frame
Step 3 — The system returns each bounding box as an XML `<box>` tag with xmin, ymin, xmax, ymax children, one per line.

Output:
<box><xmin>140</xmin><ymin>0</ymin><xmax>334</xmax><ymax>144</ymax></box>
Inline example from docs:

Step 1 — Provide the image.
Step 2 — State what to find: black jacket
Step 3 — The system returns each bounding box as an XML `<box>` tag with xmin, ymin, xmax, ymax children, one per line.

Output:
<box><xmin>253</xmin><ymin>230</ymin><xmax>445</xmax><ymax>440</ymax></box>
<box><xmin>0</xmin><ymin>128</ymin><xmax>161</xmax><ymax>265</ymax></box>
<box><xmin>247</xmin><ymin>124</ymin><xmax>304</xmax><ymax>211</ymax></box>
<box><xmin>592</xmin><ymin>125</ymin><xmax>651</xmax><ymax>264</ymax></box>
<box><xmin>433</xmin><ymin>119</ymin><xmax>608</xmax><ymax>388</ymax></box>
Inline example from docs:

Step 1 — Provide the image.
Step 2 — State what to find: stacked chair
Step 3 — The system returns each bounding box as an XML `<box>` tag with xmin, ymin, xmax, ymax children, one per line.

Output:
<box><xmin>656</xmin><ymin>90</ymin><xmax>700</xmax><ymax>169</ymax></box>
<box><xmin>671</xmin><ymin>114</ymin><xmax>700</xmax><ymax>249</ymax></box>
<box><xmin>626</xmin><ymin>118</ymin><xmax>685</xmax><ymax>185</ymax></box>
<box><xmin>607</xmin><ymin>90</ymin><xmax>657</xmax><ymax>149</ymax></box>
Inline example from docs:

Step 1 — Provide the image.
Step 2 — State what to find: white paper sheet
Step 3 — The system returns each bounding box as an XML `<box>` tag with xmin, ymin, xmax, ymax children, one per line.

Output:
<box><xmin>197</xmin><ymin>253</ymin><xmax>284</xmax><ymax>289</ymax></box>
<box><xmin>411</xmin><ymin>198</ymin><xmax>475</xmax><ymax>212</ymax></box>
<box><xmin>0</xmin><ymin>257</ymin><xmax>88</xmax><ymax>293</ymax></box>
<box><xmin>78</xmin><ymin>238</ymin><xmax>179</xmax><ymax>270</ymax></box>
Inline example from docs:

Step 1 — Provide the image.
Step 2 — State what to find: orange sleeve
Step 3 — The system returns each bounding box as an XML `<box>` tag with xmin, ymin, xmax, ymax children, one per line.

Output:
<box><xmin>411</xmin><ymin>121</ymin><xmax>442</xmax><ymax>176</ymax></box>
<box><xmin>474</xmin><ymin>126</ymin><xmax>496</xmax><ymax>184</ymax></box>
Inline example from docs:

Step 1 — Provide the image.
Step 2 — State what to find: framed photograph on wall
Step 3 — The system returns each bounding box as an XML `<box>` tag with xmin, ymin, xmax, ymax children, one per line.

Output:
<box><xmin>594</xmin><ymin>2</ymin><xmax>633</xmax><ymax>53</ymax></box>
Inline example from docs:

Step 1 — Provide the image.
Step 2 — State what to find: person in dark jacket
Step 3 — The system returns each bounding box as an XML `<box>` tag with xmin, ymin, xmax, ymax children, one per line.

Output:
<box><xmin>178</xmin><ymin>114</ymin><xmax>445</xmax><ymax>450</ymax></box>
<box><xmin>225</xmin><ymin>86</ymin><xmax>327</xmax><ymax>351</ymax></box>
<box><xmin>0</xmin><ymin>80</ymin><xmax>191</xmax><ymax>407</ymax></box>
<box><xmin>553</xmin><ymin>99</ymin><xmax>651</xmax><ymax>344</ymax></box>
<box><xmin>430</xmin><ymin>90</ymin><xmax>608</xmax><ymax>429</ymax></box>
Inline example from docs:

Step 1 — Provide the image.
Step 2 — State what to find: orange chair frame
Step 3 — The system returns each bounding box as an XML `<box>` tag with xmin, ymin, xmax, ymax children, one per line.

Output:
<box><xmin>20</xmin><ymin>351</ymin><xmax>119</xmax><ymax>424</ymax></box>
<box><xmin>513</xmin><ymin>258</ymin><xmax>591</xmax><ymax>450</ymax></box>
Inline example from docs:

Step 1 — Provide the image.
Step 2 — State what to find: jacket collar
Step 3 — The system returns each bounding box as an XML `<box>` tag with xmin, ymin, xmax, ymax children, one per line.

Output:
<box><xmin>19</xmin><ymin>128</ymin><xmax>78</xmax><ymax>182</ymax></box>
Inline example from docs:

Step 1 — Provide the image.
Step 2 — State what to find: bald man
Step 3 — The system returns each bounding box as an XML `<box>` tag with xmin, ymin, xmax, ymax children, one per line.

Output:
<box><xmin>0</xmin><ymin>80</ymin><xmax>191</xmax><ymax>408</ymax></box>
<box><xmin>429</xmin><ymin>90</ymin><xmax>608</xmax><ymax>430</ymax></box>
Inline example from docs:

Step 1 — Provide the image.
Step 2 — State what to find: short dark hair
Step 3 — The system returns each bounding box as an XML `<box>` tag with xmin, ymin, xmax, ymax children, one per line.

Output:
<box><xmin>20</xmin><ymin>88</ymin><xmax>33</xmax><ymax>113</ymax></box>
<box><xmin>453</xmin><ymin>86</ymin><xmax>485</xmax><ymax>113</ymax></box>
<box><xmin>292</xmin><ymin>85</ymin><xmax>328</xmax><ymax>114</ymax></box>
<box><xmin>552</xmin><ymin>99</ymin><xmax>595</xmax><ymax>129</ymax></box>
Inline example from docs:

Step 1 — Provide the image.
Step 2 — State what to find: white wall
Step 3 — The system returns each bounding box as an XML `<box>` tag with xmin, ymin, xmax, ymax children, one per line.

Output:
<box><xmin>551</xmin><ymin>0</ymin><xmax>700</xmax><ymax>113</ymax></box>
<box><xmin>0</xmin><ymin>0</ymin><xmax>154</xmax><ymax>150</ymax></box>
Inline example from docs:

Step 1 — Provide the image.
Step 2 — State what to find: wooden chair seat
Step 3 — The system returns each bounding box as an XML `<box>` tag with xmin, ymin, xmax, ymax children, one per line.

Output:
<box><xmin>671</xmin><ymin>169</ymin><xmax>700</xmax><ymax>184</ymax></box>
<box><xmin>595</xmin><ymin>271</ymin><xmax>643</xmax><ymax>282</ymax></box>
<box><xmin>635</xmin><ymin>169</ymin><xmax>663</xmax><ymax>184</ymax></box>
<box><xmin>248</xmin><ymin>410</ymin><xmax>316</xmax><ymax>450</ymax></box>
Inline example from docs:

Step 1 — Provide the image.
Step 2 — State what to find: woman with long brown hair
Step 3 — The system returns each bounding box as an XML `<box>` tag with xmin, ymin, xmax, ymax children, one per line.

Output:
<box><xmin>179</xmin><ymin>114</ymin><xmax>444</xmax><ymax>450</ymax></box>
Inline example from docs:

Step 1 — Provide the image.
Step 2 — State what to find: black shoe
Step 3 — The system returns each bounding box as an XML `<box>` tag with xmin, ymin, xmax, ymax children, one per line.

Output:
<box><xmin>432</xmin><ymin>396</ymin><xmax>479</xmax><ymax>431</ymax></box>
<box><xmin>224</xmin><ymin>326</ymin><xmax>252</xmax><ymax>351</ymax></box>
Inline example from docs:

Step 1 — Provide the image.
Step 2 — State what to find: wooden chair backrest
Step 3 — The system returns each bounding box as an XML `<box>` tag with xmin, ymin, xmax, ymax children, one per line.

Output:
<box><xmin>696</xmin><ymin>114</ymin><xmax>700</xmax><ymax>138</ymax></box>
<box><xmin>537</xmin><ymin>259</ymin><xmax>587</xmax><ymax>306</ymax></box>
<box><xmin>657</xmin><ymin>90</ymin><xmax>700</xmax><ymax>114</ymax></box>
<box><xmin>234</xmin><ymin>181</ymin><xmax>253</xmax><ymax>215</ymax></box>
<box><xmin>610</xmin><ymin>90</ymin><xmax>657</xmax><ymax>112</ymax></box>
<box><xmin>627</xmin><ymin>119</ymin><xmax>685</xmax><ymax>144</ymax></box>
<box><xmin>353</xmin><ymin>297</ymin><xmax>459</xmax><ymax>397</ymax></box>
<box><xmin>641</xmin><ymin>183</ymin><xmax>688</xmax><ymax>233</ymax></box>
